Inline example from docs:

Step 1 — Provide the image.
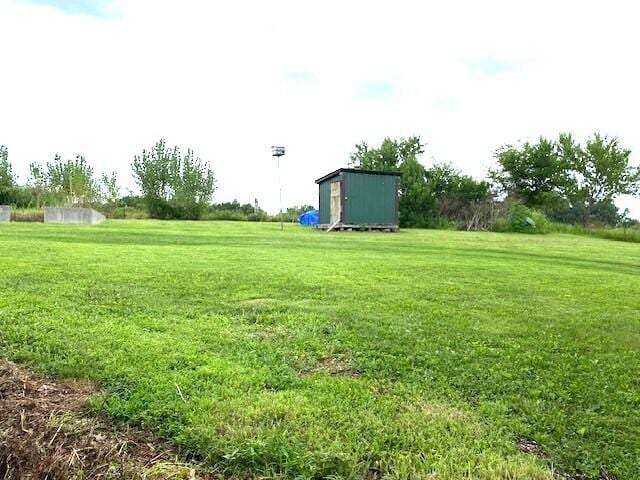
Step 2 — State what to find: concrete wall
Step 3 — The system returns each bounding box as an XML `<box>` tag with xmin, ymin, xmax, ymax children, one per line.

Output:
<box><xmin>0</xmin><ymin>205</ymin><xmax>10</xmax><ymax>222</ymax></box>
<box><xmin>44</xmin><ymin>207</ymin><xmax>106</xmax><ymax>225</ymax></box>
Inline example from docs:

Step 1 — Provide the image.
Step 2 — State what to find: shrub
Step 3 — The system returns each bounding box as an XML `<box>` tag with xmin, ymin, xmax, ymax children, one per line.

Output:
<box><xmin>507</xmin><ymin>203</ymin><xmax>550</xmax><ymax>234</ymax></box>
<box><xmin>202</xmin><ymin>210</ymin><xmax>248</xmax><ymax>221</ymax></box>
<box><xmin>111</xmin><ymin>207</ymin><xmax>149</xmax><ymax>219</ymax></box>
<box><xmin>247</xmin><ymin>212</ymin><xmax>268</xmax><ymax>222</ymax></box>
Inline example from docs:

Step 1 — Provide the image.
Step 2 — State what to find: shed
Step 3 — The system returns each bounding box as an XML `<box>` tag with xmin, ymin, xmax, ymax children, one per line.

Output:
<box><xmin>315</xmin><ymin>168</ymin><xmax>401</xmax><ymax>231</ymax></box>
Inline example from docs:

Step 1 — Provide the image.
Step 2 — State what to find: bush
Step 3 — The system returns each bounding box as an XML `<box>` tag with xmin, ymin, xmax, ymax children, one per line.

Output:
<box><xmin>111</xmin><ymin>206</ymin><xmax>149</xmax><ymax>219</ymax></box>
<box><xmin>202</xmin><ymin>210</ymin><xmax>248</xmax><ymax>221</ymax></box>
<box><xmin>506</xmin><ymin>203</ymin><xmax>550</xmax><ymax>234</ymax></box>
<box><xmin>247</xmin><ymin>212</ymin><xmax>268</xmax><ymax>222</ymax></box>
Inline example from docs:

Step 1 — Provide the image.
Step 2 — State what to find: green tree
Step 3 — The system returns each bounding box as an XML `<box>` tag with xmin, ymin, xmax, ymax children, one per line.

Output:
<box><xmin>349</xmin><ymin>136</ymin><xmax>423</xmax><ymax>172</ymax></box>
<box><xmin>490</xmin><ymin>137</ymin><xmax>572</xmax><ymax>214</ymax></box>
<box><xmin>350</xmin><ymin>137</ymin><xmax>433</xmax><ymax>227</ymax></box>
<box><xmin>132</xmin><ymin>139</ymin><xmax>215</xmax><ymax>219</ymax></box>
<box><xmin>100</xmin><ymin>171</ymin><xmax>120</xmax><ymax>213</ymax></box>
<box><xmin>286</xmin><ymin>205</ymin><xmax>315</xmax><ymax>216</ymax></box>
<box><xmin>0</xmin><ymin>145</ymin><xmax>17</xmax><ymax>205</ymax></box>
<box><xmin>565</xmin><ymin>134</ymin><xmax>639</xmax><ymax>225</ymax></box>
<box><xmin>426</xmin><ymin>163</ymin><xmax>493</xmax><ymax>229</ymax></box>
<box><xmin>398</xmin><ymin>157</ymin><xmax>432</xmax><ymax>227</ymax></box>
<box><xmin>132</xmin><ymin>139</ymin><xmax>177</xmax><ymax>217</ymax></box>
<box><xmin>27</xmin><ymin>162</ymin><xmax>49</xmax><ymax>208</ymax></box>
<box><xmin>349</xmin><ymin>137</ymin><xmax>493</xmax><ymax>228</ymax></box>
<box><xmin>45</xmin><ymin>154</ymin><xmax>99</xmax><ymax>207</ymax></box>
<box><xmin>492</xmin><ymin>133</ymin><xmax>640</xmax><ymax>226</ymax></box>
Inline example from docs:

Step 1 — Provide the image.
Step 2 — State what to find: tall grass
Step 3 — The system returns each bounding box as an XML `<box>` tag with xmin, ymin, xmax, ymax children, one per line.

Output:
<box><xmin>10</xmin><ymin>208</ymin><xmax>44</xmax><ymax>222</ymax></box>
<box><xmin>550</xmin><ymin>222</ymin><xmax>640</xmax><ymax>243</ymax></box>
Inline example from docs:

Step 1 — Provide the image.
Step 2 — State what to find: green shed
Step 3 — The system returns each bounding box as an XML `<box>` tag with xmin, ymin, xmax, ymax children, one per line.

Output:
<box><xmin>315</xmin><ymin>168</ymin><xmax>401</xmax><ymax>231</ymax></box>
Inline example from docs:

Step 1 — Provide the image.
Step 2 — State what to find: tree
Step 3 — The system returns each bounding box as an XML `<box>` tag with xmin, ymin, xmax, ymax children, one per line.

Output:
<box><xmin>27</xmin><ymin>162</ymin><xmax>48</xmax><ymax>208</ymax></box>
<box><xmin>100</xmin><ymin>171</ymin><xmax>120</xmax><ymax>211</ymax></box>
<box><xmin>426</xmin><ymin>163</ymin><xmax>493</xmax><ymax>230</ymax></box>
<box><xmin>350</xmin><ymin>137</ymin><xmax>433</xmax><ymax>226</ymax></box>
<box><xmin>564</xmin><ymin>134</ymin><xmax>639</xmax><ymax>225</ymax></box>
<box><xmin>132</xmin><ymin>139</ymin><xmax>215</xmax><ymax>219</ymax></box>
<box><xmin>286</xmin><ymin>205</ymin><xmax>315</xmax><ymax>216</ymax></box>
<box><xmin>0</xmin><ymin>145</ymin><xmax>17</xmax><ymax>205</ymax></box>
<box><xmin>491</xmin><ymin>133</ymin><xmax>640</xmax><ymax>226</ymax></box>
<box><xmin>490</xmin><ymin>137</ymin><xmax>572</xmax><ymax>214</ymax></box>
<box><xmin>45</xmin><ymin>154</ymin><xmax>99</xmax><ymax>207</ymax></box>
<box><xmin>349</xmin><ymin>136</ymin><xmax>423</xmax><ymax>172</ymax></box>
<box><xmin>398</xmin><ymin>157</ymin><xmax>432</xmax><ymax>227</ymax></box>
<box><xmin>348</xmin><ymin>137</ymin><xmax>493</xmax><ymax>228</ymax></box>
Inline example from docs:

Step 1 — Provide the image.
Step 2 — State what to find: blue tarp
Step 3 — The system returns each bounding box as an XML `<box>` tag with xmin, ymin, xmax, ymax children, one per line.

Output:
<box><xmin>299</xmin><ymin>209</ymin><xmax>319</xmax><ymax>226</ymax></box>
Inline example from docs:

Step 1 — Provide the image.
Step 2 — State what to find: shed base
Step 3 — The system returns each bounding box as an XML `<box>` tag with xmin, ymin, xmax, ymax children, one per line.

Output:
<box><xmin>315</xmin><ymin>223</ymin><xmax>399</xmax><ymax>232</ymax></box>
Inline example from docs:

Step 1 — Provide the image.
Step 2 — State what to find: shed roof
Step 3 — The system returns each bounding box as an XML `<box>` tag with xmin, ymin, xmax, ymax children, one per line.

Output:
<box><xmin>315</xmin><ymin>168</ymin><xmax>401</xmax><ymax>184</ymax></box>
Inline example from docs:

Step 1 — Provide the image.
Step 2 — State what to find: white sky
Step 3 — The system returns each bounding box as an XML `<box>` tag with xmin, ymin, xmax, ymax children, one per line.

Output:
<box><xmin>1</xmin><ymin>0</ymin><xmax>639</xmax><ymax>217</ymax></box>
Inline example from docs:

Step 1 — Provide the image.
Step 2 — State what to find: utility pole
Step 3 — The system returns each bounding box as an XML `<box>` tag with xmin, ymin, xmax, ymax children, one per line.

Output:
<box><xmin>271</xmin><ymin>146</ymin><xmax>285</xmax><ymax>231</ymax></box>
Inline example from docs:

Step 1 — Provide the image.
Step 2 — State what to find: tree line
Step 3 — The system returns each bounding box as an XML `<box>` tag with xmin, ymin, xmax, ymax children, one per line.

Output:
<box><xmin>1</xmin><ymin>146</ymin><xmax>118</xmax><ymax>209</ymax></box>
<box><xmin>0</xmin><ymin>140</ymin><xmax>214</xmax><ymax>219</ymax></box>
<box><xmin>349</xmin><ymin>134</ymin><xmax>640</xmax><ymax>231</ymax></box>
<box><xmin>1</xmin><ymin>135</ymin><xmax>639</xmax><ymax>229</ymax></box>
<box><xmin>0</xmin><ymin>139</ymin><xmax>309</xmax><ymax>222</ymax></box>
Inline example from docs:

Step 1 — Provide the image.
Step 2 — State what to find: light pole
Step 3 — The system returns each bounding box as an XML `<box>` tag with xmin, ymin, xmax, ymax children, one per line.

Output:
<box><xmin>271</xmin><ymin>145</ymin><xmax>285</xmax><ymax>231</ymax></box>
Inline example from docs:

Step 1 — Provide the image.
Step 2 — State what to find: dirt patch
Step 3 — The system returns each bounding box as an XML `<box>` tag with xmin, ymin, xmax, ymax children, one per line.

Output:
<box><xmin>300</xmin><ymin>356</ymin><xmax>362</xmax><ymax>377</ymax></box>
<box><xmin>517</xmin><ymin>437</ymin><xmax>545</xmax><ymax>457</ymax></box>
<box><xmin>0</xmin><ymin>360</ymin><xmax>207</xmax><ymax>479</ymax></box>
<box><xmin>516</xmin><ymin>437</ymin><xmax>617</xmax><ymax>480</ymax></box>
<box><xmin>556</xmin><ymin>468</ymin><xmax>617</xmax><ymax>480</ymax></box>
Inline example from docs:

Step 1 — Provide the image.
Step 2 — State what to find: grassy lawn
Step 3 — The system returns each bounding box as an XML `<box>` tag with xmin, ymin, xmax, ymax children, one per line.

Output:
<box><xmin>1</xmin><ymin>221</ymin><xmax>638</xmax><ymax>479</ymax></box>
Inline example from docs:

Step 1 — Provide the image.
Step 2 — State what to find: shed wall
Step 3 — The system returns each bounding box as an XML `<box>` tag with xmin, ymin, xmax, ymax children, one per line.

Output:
<box><xmin>343</xmin><ymin>172</ymin><xmax>397</xmax><ymax>225</ymax></box>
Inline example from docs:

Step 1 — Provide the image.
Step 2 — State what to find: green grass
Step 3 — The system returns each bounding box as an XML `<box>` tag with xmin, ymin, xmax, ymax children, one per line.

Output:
<box><xmin>1</xmin><ymin>221</ymin><xmax>638</xmax><ymax>479</ymax></box>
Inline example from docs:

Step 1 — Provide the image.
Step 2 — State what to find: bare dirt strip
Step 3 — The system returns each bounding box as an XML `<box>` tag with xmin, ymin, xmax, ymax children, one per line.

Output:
<box><xmin>0</xmin><ymin>360</ymin><xmax>207</xmax><ymax>480</ymax></box>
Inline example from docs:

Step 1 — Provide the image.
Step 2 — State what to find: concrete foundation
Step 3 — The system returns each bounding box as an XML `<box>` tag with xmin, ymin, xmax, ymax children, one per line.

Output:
<box><xmin>0</xmin><ymin>205</ymin><xmax>10</xmax><ymax>222</ymax></box>
<box><xmin>44</xmin><ymin>207</ymin><xmax>106</xmax><ymax>225</ymax></box>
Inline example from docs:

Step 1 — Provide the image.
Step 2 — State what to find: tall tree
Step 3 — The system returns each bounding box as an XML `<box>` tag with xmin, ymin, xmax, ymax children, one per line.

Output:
<box><xmin>490</xmin><ymin>137</ymin><xmax>572</xmax><ymax>214</ymax></box>
<box><xmin>45</xmin><ymin>154</ymin><xmax>99</xmax><ymax>207</ymax></box>
<box><xmin>491</xmin><ymin>133</ymin><xmax>640</xmax><ymax>226</ymax></box>
<box><xmin>350</xmin><ymin>137</ymin><xmax>432</xmax><ymax>226</ymax></box>
<box><xmin>568</xmin><ymin>134</ymin><xmax>639</xmax><ymax>222</ymax></box>
<box><xmin>398</xmin><ymin>156</ymin><xmax>432</xmax><ymax>227</ymax></box>
<box><xmin>132</xmin><ymin>139</ymin><xmax>215</xmax><ymax>219</ymax></box>
<box><xmin>349</xmin><ymin>136</ymin><xmax>423</xmax><ymax>172</ymax></box>
<box><xmin>27</xmin><ymin>162</ymin><xmax>48</xmax><ymax>208</ymax></box>
<box><xmin>100</xmin><ymin>171</ymin><xmax>120</xmax><ymax>206</ymax></box>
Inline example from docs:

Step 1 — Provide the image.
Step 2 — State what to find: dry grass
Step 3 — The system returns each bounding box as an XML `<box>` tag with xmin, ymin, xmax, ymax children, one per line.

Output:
<box><xmin>0</xmin><ymin>360</ymin><xmax>208</xmax><ymax>479</ymax></box>
<box><xmin>300</xmin><ymin>356</ymin><xmax>362</xmax><ymax>377</ymax></box>
<box><xmin>10</xmin><ymin>209</ymin><xmax>44</xmax><ymax>222</ymax></box>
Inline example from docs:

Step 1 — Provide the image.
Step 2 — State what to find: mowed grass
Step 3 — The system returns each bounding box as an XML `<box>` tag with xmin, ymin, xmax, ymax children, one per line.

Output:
<box><xmin>1</xmin><ymin>221</ymin><xmax>639</xmax><ymax>479</ymax></box>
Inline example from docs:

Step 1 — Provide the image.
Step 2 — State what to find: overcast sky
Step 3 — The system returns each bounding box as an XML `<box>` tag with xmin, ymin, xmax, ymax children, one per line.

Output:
<box><xmin>1</xmin><ymin>0</ymin><xmax>639</xmax><ymax>216</ymax></box>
